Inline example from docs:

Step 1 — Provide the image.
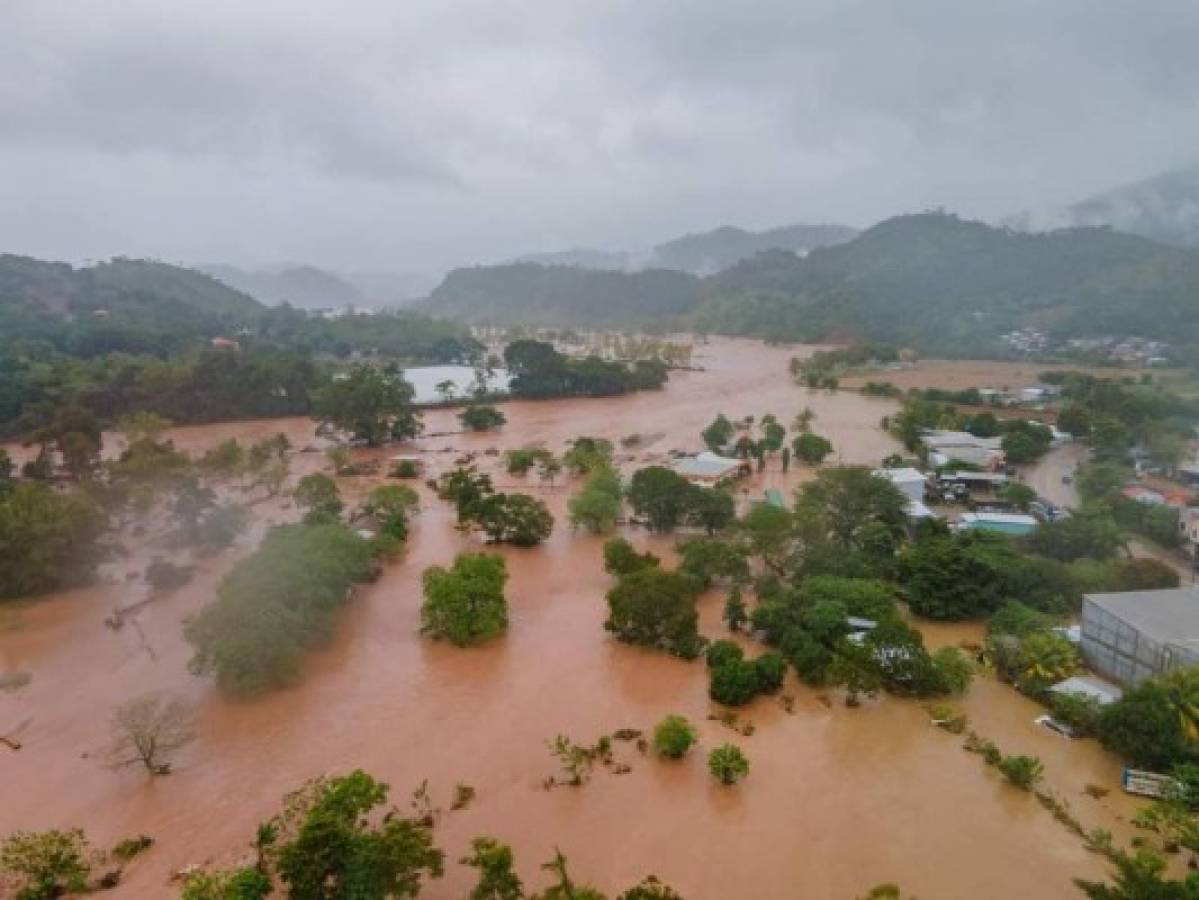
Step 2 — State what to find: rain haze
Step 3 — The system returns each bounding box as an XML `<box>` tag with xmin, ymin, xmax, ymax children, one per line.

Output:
<box><xmin>2</xmin><ymin>0</ymin><xmax>1198</xmax><ymax>276</ymax></box>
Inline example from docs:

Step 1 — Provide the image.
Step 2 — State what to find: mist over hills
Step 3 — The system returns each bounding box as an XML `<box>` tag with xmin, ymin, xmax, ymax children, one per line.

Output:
<box><xmin>200</xmin><ymin>264</ymin><xmax>438</xmax><ymax>310</ymax></box>
<box><xmin>1005</xmin><ymin>163</ymin><xmax>1199</xmax><ymax>250</ymax></box>
<box><xmin>1063</xmin><ymin>164</ymin><xmax>1199</xmax><ymax>249</ymax></box>
<box><xmin>514</xmin><ymin>222</ymin><xmax>858</xmax><ymax>274</ymax></box>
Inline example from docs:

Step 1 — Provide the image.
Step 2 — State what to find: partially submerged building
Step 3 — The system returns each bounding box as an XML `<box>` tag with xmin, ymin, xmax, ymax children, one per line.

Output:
<box><xmin>673</xmin><ymin>451</ymin><xmax>751</xmax><ymax>484</ymax></box>
<box><xmin>1081</xmin><ymin>587</ymin><xmax>1199</xmax><ymax>686</ymax></box>
<box><xmin>1047</xmin><ymin>675</ymin><xmax>1123</xmax><ymax>706</ymax></box>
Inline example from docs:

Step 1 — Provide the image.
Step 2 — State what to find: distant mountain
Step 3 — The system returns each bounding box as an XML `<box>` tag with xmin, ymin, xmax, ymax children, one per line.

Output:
<box><xmin>202</xmin><ymin>264</ymin><xmax>441</xmax><ymax>309</ymax></box>
<box><xmin>652</xmin><ymin>223</ymin><xmax>859</xmax><ymax>273</ymax></box>
<box><xmin>202</xmin><ymin>264</ymin><xmax>365</xmax><ymax>310</ymax></box>
<box><xmin>0</xmin><ymin>254</ymin><xmax>264</xmax><ymax>355</ymax></box>
<box><xmin>508</xmin><ymin>221</ymin><xmax>857</xmax><ymax>275</ymax></box>
<box><xmin>423</xmin><ymin>212</ymin><xmax>1199</xmax><ymax>354</ymax></box>
<box><xmin>343</xmin><ymin>270</ymin><xmax>440</xmax><ymax>306</ymax></box>
<box><xmin>1</xmin><ymin>254</ymin><xmax>261</xmax><ymax>323</ymax></box>
<box><xmin>695</xmin><ymin>213</ymin><xmax>1199</xmax><ymax>352</ymax></box>
<box><xmin>1063</xmin><ymin>164</ymin><xmax>1199</xmax><ymax>249</ymax></box>
<box><xmin>424</xmin><ymin>263</ymin><xmax>699</xmax><ymax>327</ymax></box>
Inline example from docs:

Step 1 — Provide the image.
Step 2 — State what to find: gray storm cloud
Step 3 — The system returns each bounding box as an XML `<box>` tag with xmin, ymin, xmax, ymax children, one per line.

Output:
<box><xmin>1</xmin><ymin>0</ymin><xmax>1198</xmax><ymax>275</ymax></box>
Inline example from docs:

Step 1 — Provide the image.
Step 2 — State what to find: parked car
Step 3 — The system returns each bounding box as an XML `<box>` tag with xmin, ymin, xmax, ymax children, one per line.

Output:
<box><xmin>1034</xmin><ymin>714</ymin><xmax>1076</xmax><ymax>739</ymax></box>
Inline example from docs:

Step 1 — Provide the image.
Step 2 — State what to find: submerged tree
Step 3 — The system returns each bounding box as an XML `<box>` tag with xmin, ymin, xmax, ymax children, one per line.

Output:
<box><xmin>265</xmin><ymin>770</ymin><xmax>445</xmax><ymax>899</ymax></box>
<box><xmin>106</xmin><ymin>692</ymin><xmax>195</xmax><ymax>775</ymax></box>
<box><xmin>460</xmin><ymin>405</ymin><xmax>507</xmax><ymax>432</ymax></box>
<box><xmin>461</xmin><ymin>837</ymin><xmax>524</xmax><ymax>900</ymax></box>
<box><xmin>653</xmin><ymin>715</ymin><xmax>697</xmax><ymax>759</ymax></box>
<box><xmin>708</xmin><ymin>744</ymin><xmax>749</xmax><ymax>785</ymax></box>
<box><xmin>421</xmin><ymin>553</ymin><xmax>509</xmax><ymax>646</ymax></box>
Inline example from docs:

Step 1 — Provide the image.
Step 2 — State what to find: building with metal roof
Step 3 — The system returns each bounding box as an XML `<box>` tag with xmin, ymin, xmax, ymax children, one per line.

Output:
<box><xmin>1081</xmin><ymin>587</ymin><xmax>1199</xmax><ymax>686</ymax></box>
<box><xmin>956</xmin><ymin>512</ymin><xmax>1038</xmax><ymax>536</ymax></box>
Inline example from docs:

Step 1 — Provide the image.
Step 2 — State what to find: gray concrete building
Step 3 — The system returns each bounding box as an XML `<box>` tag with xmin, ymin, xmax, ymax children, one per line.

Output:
<box><xmin>1081</xmin><ymin>587</ymin><xmax>1199</xmax><ymax>686</ymax></box>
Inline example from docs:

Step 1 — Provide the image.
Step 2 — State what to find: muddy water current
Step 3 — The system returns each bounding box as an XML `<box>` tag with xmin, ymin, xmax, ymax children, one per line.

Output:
<box><xmin>1</xmin><ymin>340</ymin><xmax>1145</xmax><ymax>898</ymax></box>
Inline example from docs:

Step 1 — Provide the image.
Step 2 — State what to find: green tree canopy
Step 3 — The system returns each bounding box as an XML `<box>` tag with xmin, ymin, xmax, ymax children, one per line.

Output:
<box><xmin>421</xmin><ymin>553</ymin><xmax>509</xmax><ymax>646</ymax></box>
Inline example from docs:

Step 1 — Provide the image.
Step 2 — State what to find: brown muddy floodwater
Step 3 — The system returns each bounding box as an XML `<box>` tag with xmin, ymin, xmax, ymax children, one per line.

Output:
<box><xmin>1</xmin><ymin>339</ymin><xmax>1144</xmax><ymax>898</ymax></box>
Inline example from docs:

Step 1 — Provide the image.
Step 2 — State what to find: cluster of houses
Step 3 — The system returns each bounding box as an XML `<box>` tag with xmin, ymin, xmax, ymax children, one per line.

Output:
<box><xmin>999</xmin><ymin>328</ymin><xmax>1171</xmax><ymax>365</ymax></box>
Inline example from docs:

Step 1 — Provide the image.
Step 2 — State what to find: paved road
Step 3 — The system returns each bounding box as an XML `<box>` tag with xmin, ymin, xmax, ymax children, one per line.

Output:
<box><xmin>1023</xmin><ymin>443</ymin><xmax>1195</xmax><ymax>582</ymax></box>
<box><xmin>1022</xmin><ymin>442</ymin><xmax>1085</xmax><ymax>510</ymax></box>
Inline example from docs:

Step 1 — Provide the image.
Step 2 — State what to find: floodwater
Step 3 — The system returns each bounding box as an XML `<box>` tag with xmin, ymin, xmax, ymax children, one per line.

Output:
<box><xmin>403</xmin><ymin>365</ymin><xmax>511</xmax><ymax>405</ymax></box>
<box><xmin>1</xmin><ymin>339</ymin><xmax>1146</xmax><ymax>898</ymax></box>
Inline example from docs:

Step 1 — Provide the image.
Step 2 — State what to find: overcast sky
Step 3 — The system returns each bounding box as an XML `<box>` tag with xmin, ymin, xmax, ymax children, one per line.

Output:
<box><xmin>2</xmin><ymin>0</ymin><xmax>1197</xmax><ymax>277</ymax></box>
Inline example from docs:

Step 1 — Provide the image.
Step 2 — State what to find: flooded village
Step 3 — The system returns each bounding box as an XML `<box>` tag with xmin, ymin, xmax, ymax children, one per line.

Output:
<box><xmin>2</xmin><ymin>337</ymin><xmax>1181</xmax><ymax>898</ymax></box>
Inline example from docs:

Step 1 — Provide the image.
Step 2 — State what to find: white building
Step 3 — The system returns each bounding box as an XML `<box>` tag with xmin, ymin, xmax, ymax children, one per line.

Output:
<box><xmin>872</xmin><ymin>467</ymin><xmax>927</xmax><ymax>503</ymax></box>
<box><xmin>674</xmin><ymin>452</ymin><xmax>751</xmax><ymax>484</ymax></box>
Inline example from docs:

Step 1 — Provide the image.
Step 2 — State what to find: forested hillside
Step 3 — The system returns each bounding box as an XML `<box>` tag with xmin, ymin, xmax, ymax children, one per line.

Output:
<box><xmin>1063</xmin><ymin>164</ymin><xmax>1199</xmax><ymax>249</ymax></box>
<box><xmin>652</xmin><ymin>222</ymin><xmax>858</xmax><ymax>273</ymax></box>
<box><xmin>0</xmin><ymin>253</ymin><xmax>479</xmax><ymax>436</ymax></box>
<box><xmin>425</xmin><ymin>263</ymin><xmax>700</xmax><ymax>327</ymax></box>
<box><xmin>425</xmin><ymin>213</ymin><xmax>1199</xmax><ymax>355</ymax></box>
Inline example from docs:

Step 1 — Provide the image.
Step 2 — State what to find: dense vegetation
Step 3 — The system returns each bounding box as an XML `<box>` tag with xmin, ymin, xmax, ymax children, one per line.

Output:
<box><xmin>0</xmin><ymin>481</ymin><xmax>107</xmax><ymax>598</ymax></box>
<box><xmin>504</xmin><ymin>340</ymin><xmax>668</xmax><ymax>399</ymax></box>
<box><xmin>184</xmin><ymin>523</ymin><xmax>379</xmax><ymax>693</ymax></box>
<box><xmin>0</xmin><ymin>253</ymin><xmax>478</xmax><ymax>438</ymax></box>
<box><xmin>420</xmin><ymin>213</ymin><xmax>1199</xmax><ymax>356</ymax></box>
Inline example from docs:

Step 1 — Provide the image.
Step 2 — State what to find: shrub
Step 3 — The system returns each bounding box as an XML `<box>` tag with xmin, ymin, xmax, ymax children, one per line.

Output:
<box><xmin>391</xmin><ymin>459</ymin><xmax>421</xmax><ymax>478</ymax></box>
<box><xmin>111</xmin><ymin>835</ymin><xmax>154</xmax><ymax>862</ymax></box>
<box><xmin>653</xmin><ymin>715</ymin><xmax>697</xmax><ymax>759</ymax></box>
<box><xmin>997</xmin><ymin>754</ymin><xmax>1044</xmax><ymax>790</ymax></box>
<box><xmin>459</xmin><ymin>404</ymin><xmax>507</xmax><ymax>431</ymax></box>
<box><xmin>708</xmin><ymin>743</ymin><xmax>749</xmax><ymax>784</ymax></box>
<box><xmin>182</xmin><ymin>868</ymin><xmax>272</xmax><ymax>900</ymax></box>
<box><xmin>929</xmin><ymin>647</ymin><xmax>975</xmax><ymax>695</ymax></box>
<box><xmin>0</xmin><ymin>829</ymin><xmax>91</xmax><ymax>900</ymax></box>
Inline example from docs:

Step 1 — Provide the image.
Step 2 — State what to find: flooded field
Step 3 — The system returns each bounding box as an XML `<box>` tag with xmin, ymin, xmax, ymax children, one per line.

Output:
<box><xmin>1</xmin><ymin>339</ymin><xmax>1145</xmax><ymax>898</ymax></box>
<box><xmin>839</xmin><ymin>358</ymin><xmax>1156</xmax><ymax>393</ymax></box>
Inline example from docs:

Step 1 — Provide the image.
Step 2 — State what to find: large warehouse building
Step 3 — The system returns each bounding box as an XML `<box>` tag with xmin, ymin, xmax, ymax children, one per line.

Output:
<box><xmin>1081</xmin><ymin>587</ymin><xmax>1199</xmax><ymax>686</ymax></box>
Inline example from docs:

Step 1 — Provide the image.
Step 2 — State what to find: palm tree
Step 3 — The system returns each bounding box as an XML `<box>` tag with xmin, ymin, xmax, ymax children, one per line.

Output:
<box><xmin>1162</xmin><ymin>668</ymin><xmax>1199</xmax><ymax>744</ymax></box>
<box><xmin>1015</xmin><ymin>632</ymin><xmax>1079</xmax><ymax>693</ymax></box>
